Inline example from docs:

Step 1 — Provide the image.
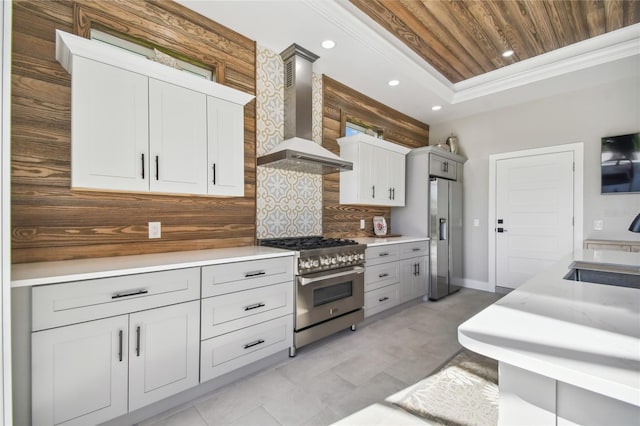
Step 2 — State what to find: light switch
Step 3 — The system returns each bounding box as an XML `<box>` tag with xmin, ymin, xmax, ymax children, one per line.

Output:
<box><xmin>594</xmin><ymin>219</ymin><xmax>603</xmax><ymax>231</ymax></box>
<box><xmin>149</xmin><ymin>222</ymin><xmax>161</xmax><ymax>239</ymax></box>
<box><xmin>473</xmin><ymin>219</ymin><xmax>480</xmax><ymax>227</ymax></box>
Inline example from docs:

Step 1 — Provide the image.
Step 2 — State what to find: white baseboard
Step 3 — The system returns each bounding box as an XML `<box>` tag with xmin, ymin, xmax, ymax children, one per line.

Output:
<box><xmin>455</xmin><ymin>278</ymin><xmax>494</xmax><ymax>293</ymax></box>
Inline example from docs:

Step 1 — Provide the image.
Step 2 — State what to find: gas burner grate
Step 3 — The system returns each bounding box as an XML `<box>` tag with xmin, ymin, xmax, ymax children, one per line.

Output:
<box><xmin>260</xmin><ymin>236</ymin><xmax>359</xmax><ymax>251</ymax></box>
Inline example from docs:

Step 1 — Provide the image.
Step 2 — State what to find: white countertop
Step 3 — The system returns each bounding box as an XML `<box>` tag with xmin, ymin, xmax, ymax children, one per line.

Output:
<box><xmin>11</xmin><ymin>246</ymin><xmax>294</xmax><ymax>288</ymax></box>
<box><xmin>354</xmin><ymin>236</ymin><xmax>430</xmax><ymax>247</ymax></box>
<box><xmin>458</xmin><ymin>249</ymin><xmax>640</xmax><ymax>406</ymax></box>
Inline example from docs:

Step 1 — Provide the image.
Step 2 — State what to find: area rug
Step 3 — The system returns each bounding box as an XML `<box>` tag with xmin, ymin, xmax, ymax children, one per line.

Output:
<box><xmin>391</xmin><ymin>349</ymin><xmax>499</xmax><ymax>426</ymax></box>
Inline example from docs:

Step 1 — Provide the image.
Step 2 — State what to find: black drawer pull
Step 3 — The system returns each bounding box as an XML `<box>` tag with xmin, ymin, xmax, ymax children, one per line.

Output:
<box><xmin>243</xmin><ymin>339</ymin><xmax>265</xmax><ymax>349</ymax></box>
<box><xmin>378</xmin><ymin>273</ymin><xmax>389</xmax><ymax>278</ymax></box>
<box><xmin>141</xmin><ymin>153</ymin><xmax>145</xmax><ymax>179</ymax></box>
<box><xmin>412</xmin><ymin>248</ymin><xmax>421</xmax><ymax>251</ymax></box>
<box><xmin>244</xmin><ymin>302</ymin><xmax>266</xmax><ymax>311</ymax></box>
<box><xmin>378</xmin><ymin>296</ymin><xmax>389</xmax><ymax>302</ymax></box>
<box><xmin>379</xmin><ymin>252</ymin><xmax>389</xmax><ymax>257</ymax></box>
<box><xmin>112</xmin><ymin>290</ymin><xmax>148</xmax><ymax>299</ymax></box>
<box><xmin>245</xmin><ymin>271</ymin><xmax>266</xmax><ymax>278</ymax></box>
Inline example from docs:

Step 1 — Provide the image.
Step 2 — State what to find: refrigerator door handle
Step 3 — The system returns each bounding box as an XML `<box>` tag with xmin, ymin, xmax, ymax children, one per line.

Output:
<box><xmin>439</xmin><ymin>218</ymin><xmax>448</xmax><ymax>240</ymax></box>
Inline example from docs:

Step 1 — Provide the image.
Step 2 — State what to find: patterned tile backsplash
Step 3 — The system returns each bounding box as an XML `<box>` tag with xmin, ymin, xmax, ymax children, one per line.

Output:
<box><xmin>256</xmin><ymin>45</ymin><xmax>323</xmax><ymax>238</ymax></box>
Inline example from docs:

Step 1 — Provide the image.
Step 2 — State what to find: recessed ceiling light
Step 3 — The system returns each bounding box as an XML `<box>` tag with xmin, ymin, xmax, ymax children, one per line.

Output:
<box><xmin>432</xmin><ymin>105</ymin><xmax>442</xmax><ymax>111</ymax></box>
<box><xmin>321</xmin><ymin>40</ymin><xmax>335</xmax><ymax>49</ymax></box>
<box><xmin>388</xmin><ymin>79</ymin><xmax>400</xmax><ymax>87</ymax></box>
<box><xmin>502</xmin><ymin>50</ymin><xmax>514</xmax><ymax>58</ymax></box>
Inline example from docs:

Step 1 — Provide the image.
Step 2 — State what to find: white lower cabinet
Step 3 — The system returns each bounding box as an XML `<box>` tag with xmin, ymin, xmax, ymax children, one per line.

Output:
<box><xmin>29</xmin><ymin>255</ymin><xmax>295</xmax><ymax>426</ymax></box>
<box><xmin>128</xmin><ymin>301</ymin><xmax>200</xmax><ymax>411</ymax></box>
<box><xmin>32</xmin><ymin>315</ymin><xmax>129</xmax><ymax>426</ymax></box>
<box><xmin>32</xmin><ymin>301</ymin><xmax>200</xmax><ymax>425</ymax></box>
<box><xmin>364</xmin><ymin>240</ymin><xmax>429</xmax><ymax>317</ymax></box>
<box><xmin>399</xmin><ymin>257</ymin><xmax>428</xmax><ymax>303</ymax></box>
<box><xmin>200</xmin><ymin>257</ymin><xmax>294</xmax><ymax>383</ymax></box>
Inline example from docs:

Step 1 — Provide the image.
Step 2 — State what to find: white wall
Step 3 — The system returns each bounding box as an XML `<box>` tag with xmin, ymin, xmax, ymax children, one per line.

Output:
<box><xmin>430</xmin><ymin>75</ymin><xmax>640</xmax><ymax>285</ymax></box>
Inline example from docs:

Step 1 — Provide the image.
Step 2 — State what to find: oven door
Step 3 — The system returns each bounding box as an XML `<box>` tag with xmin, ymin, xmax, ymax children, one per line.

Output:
<box><xmin>296</xmin><ymin>266</ymin><xmax>364</xmax><ymax>330</ymax></box>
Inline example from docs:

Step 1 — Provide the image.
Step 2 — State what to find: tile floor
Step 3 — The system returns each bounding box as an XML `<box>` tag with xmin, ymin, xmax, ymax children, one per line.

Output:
<box><xmin>140</xmin><ymin>288</ymin><xmax>502</xmax><ymax>426</ymax></box>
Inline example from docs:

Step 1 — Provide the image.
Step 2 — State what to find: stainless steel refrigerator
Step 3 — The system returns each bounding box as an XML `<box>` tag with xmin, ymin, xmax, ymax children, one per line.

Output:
<box><xmin>429</xmin><ymin>177</ymin><xmax>463</xmax><ymax>300</ymax></box>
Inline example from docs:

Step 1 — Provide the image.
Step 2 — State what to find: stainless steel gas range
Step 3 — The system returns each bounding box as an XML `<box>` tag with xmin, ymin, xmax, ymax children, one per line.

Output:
<box><xmin>259</xmin><ymin>236</ymin><xmax>366</xmax><ymax>356</ymax></box>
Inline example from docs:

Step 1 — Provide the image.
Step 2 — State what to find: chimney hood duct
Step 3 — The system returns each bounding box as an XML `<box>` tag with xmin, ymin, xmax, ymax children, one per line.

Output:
<box><xmin>257</xmin><ymin>44</ymin><xmax>353</xmax><ymax>174</ymax></box>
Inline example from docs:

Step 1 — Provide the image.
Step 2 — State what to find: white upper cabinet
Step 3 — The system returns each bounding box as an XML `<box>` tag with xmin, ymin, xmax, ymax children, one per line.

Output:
<box><xmin>72</xmin><ymin>57</ymin><xmax>149</xmax><ymax>192</ymax></box>
<box><xmin>338</xmin><ymin>133</ymin><xmax>410</xmax><ymax>207</ymax></box>
<box><xmin>56</xmin><ymin>30</ymin><xmax>253</xmax><ymax>197</ymax></box>
<box><xmin>149</xmin><ymin>79</ymin><xmax>208</xmax><ymax>195</ymax></box>
<box><xmin>207</xmin><ymin>97</ymin><xmax>244</xmax><ymax>196</ymax></box>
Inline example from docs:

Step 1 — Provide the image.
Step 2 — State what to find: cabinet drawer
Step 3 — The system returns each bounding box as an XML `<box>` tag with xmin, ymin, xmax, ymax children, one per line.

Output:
<box><xmin>364</xmin><ymin>284</ymin><xmax>400</xmax><ymax>318</ymax></box>
<box><xmin>430</xmin><ymin>154</ymin><xmax>457</xmax><ymax>180</ymax></box>
<box><xmin>200</xmin><ymin>315</ymin><xmax>293</xmax><ymax>382</ymax></box>
<box><xmin>399</xmin><ymin>241</ymin><xmax>429</xmax><ymax>258</ymax></box>
<box><xmin>33</xmin><ymin>268</ymin><xmax>200</xmax><ymax>331</ymax></box>
<box><xmin>202</xmin><ymin>256</ymin><xmax>294</xmax><ymax>297</ymax></box>
<box><xmin>201</xmin><ymin>282</ymin><xmax>293</xmax><ymax>339</ymax></box>
<box><xmin>365</xmin><ymin>263</ymin><xmax>399</xmax><ymax>292</ymax></box>
<box><xmin>365</xmin><ymin>245</ymin><xmax>399</xmax><ymax>266</ymax></box>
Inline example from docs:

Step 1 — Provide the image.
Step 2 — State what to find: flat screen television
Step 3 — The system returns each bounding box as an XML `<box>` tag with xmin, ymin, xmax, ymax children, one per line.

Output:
<box><xmin>601</xmin><ymin>132</ymin><xmax>640</xmax><ymax>194</ymax></box>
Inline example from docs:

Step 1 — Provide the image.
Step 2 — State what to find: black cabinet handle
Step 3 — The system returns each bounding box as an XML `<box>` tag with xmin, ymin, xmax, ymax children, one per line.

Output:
<box><xmin>243</xmin><ymin>339</ymin><xmax>265</xmax><ymax>349</ymax></box>
<box><xmin>212</xmin><ymin>163</ymin><xmax>216</xmax><ymax>185</ymax></box>
<box><xmin>245</xmin><ymin>271</ymin><xmax>266</xmax><ymax>278</ymax></box>
<box><xmin>155</xmin><ymin>155</ymin><xmax>159</xmax><ymax>180</ymax></box>
<box><xmin>136</xmin><ymin>326</ymin><xmax>141</xmax><ymax>357</ymax></box>
<box><xmin>379</xmin><ymin>252</ymin><xmax>389</xmax><ymax>257</ymax></box>
<box><xmin>141</xmin><ymin>154</ymin><xmax>145</xmax><ymax>179</ymax></box>
<box><xmin>378</xmin><ymin>296</ymin><xmax>389</xmax><ymax>302</ymax></box>
<box><xmin>118</xmin><ymin>330</ymin><xmax>123</xmax><ymax>362</ymax></box>
<box><xmin>112</xmin><ymin>290</ymin><xmax>148</xmax><ymax>299</ymax></box>
<box><xmin>372</xmin><ymin>185</ymin><xmax>375</xmax><ymax>198</ymax></box>
<box><xmin>392</xmin><ymin>188</ymin><xmax>395</xmax><ymax>200</ymax></box>
<box><xmin>412</xmin><ymin>247</ymin><xmax>421</xmax><ymax>251</ymax></box>
<box><xmin>378</xmin><ymin>273</ymin><xmax>389</xmax><ymax>278</ymax></box>
<box><xmin>389</xmin><ymin>187</ymin><xmax>392</xmax><ymax>200</ymax></box>
<box><xmin>244</xmin><ymin>302</ymin><xmax>266</xmax><ymax>311</ymax></box>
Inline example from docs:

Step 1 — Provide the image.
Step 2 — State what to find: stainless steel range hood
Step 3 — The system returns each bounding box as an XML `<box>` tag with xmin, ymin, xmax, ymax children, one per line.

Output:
<box><xmin>257</xmin><ymin>44</ymin><xmax>353</xmax><ymax>174</ymax></box>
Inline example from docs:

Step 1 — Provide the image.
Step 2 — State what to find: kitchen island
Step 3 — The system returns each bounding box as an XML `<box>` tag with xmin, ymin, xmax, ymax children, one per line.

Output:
<box><xmin>459</xmin><ymin>249</ymin><xmax>640</xmax><ymax>425</ymax></box>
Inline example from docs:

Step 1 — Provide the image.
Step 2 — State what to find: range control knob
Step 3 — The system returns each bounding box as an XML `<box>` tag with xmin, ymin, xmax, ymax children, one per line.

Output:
<box><xmin>302</xmin><ymin>260</ymin><xmax>312</xmax><ymax>269</ymax></box>
<box><xmin>331</xmin><ymin>257</ymin><xmax>338</xmax><ymax>265</ymax></box>
<box><xmin>312</xmin><ymin>259</ymin><xmax>320</xmax><ymax>267</ymax></box>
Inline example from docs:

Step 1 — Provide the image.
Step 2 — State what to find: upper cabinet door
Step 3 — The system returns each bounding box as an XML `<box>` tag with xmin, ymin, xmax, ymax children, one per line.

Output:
<box><xmin>149</xmin><ymin>79</ymin><xmax>208</xmax><ymax>195</ymax></box>
<box><xmin>72</xmin><ymin>57</ymin><xmax>149</xmax><ymax>192</ymax></box>
<box><xmin>429</xmin><ymin>153</ymin><xmax>457</xmax><ymax>180</ymax></box>
<box><xmin>387</xmin><ymin>150</ymin><xmax>406</xmax><ymax>206</ymax></box>
<box><xmin>207</xmin><ymin>97</ymin><xmax>244</xmax><ymax>196</ymax></box>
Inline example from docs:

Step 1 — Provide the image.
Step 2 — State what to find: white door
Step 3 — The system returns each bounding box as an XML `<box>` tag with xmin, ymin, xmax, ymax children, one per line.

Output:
<box><xmin>128</xmin><ymin>301</ymin><xmax>200</xmax><ymax>411</ymax></box>
<box><xmin>149</xmin><ymin>79</ymin><xmax>207</xmax><ymax>195</ymax></box>
<box><xmin>32</xmin><ymin>315</ymin><xmax>129</xmax><ymax>426</ymax></box>
<box><xmin>72</xmin><ymin>57</ymin><xmax>149</xmax><ymax>192</ymax></box>
<box><xmin>495</xmin><ymin>151</ymin><xmax>574</xmax><ymax>289</ymax></box>
<box><xmin>207</xmin><ymin>97</ymin><xmax>244</xmax><ymax>196</ymax></box>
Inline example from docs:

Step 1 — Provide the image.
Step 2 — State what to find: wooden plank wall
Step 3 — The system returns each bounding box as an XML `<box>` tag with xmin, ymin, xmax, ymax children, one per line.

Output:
<box><xmin>11</xmin><ymin>0</ymin><xmax>257</xmax><ymax>263</ymax></box>
<box><xmin>322</xmin><ymin>75</ymin><xmax>430</xmax><ymax>237</ymax></box>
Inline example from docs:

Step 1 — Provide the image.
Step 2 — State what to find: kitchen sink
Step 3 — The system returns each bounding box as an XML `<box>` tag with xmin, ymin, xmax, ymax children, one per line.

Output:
<box><xmin>564</xmin><ymin>261</ymin><xmax>640</xmax><ymax>289</ymax></box>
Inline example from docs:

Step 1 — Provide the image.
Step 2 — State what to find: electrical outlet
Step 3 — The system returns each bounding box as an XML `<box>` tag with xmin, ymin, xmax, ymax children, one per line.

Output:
<box><xmin>148</xmin><ymin>222</ymin><xmax>161</xmax><ymax>239</ymax></box>
<box><xmin>360</xmin><ymin>219</ymin><xmax>366</xmax><ymax>229</ymax></box>
<box><xmin>594</xmin><ymin>219</ymin><xmax>603</xmax><ymax>231</ymax></box>
<box><xmin>473</xmin><ymin>219</ymin><xmax>480</xmax><ymax>227</ymax></box>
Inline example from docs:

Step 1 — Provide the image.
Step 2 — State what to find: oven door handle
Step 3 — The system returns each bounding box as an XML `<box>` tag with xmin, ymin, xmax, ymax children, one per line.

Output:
<box><xmin>299</xmin><ymin>266</ymin><xmax>364</xmax><ymax>286</ymax></box>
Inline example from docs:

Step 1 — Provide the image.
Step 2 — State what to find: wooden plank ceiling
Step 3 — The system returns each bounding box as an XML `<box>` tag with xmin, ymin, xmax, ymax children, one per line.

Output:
<box><xmin>350</xmin><ymin>0</ymin><xmax>640</xmax><ymax>83</ymax></box>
